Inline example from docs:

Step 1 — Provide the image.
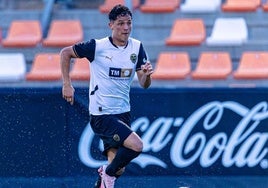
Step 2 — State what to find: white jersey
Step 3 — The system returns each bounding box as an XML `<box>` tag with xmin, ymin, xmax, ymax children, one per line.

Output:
<box><xmin>73</xmin><ymin>37</ymin><xmax>148</xmax><ymax>115</ymax></box>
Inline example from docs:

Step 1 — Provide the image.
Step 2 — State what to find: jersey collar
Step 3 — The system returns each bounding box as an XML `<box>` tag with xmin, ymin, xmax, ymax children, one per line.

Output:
<box><xmin>109</xmin><ymin>36</ymin><xmax>128</xmax><ymax>49</ymax></box>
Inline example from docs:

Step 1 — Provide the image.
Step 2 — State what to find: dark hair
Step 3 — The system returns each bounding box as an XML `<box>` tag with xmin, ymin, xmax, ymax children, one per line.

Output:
<box><xmin>108</xmin><ymin>4</ymin><xmax>132</xmax><ymax>21</ymax></box>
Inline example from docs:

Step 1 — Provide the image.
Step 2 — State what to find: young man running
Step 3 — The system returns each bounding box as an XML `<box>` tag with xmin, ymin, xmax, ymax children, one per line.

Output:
<box><xmin>60</xmin><ymin>4</ymin><xmax>153</xmax><ymax>188</ymax></box>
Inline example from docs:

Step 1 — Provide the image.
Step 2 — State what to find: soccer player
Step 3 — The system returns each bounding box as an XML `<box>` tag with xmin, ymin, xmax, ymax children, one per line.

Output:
<box><xmin>60</xmin><ymin>4</ymin><xmax>153</xmax><ymax>188</ymax></box>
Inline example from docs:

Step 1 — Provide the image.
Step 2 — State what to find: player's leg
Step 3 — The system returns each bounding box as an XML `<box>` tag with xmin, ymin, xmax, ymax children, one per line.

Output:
<box><xmin>92</xmin><ymin>113</ymin><xmax>129</xmax><ymax>188</ymax></box>
<box><xmin>105</xmin><ymin>112</ymin><xmax>143</xmax><ymax>176</ymax></box>
<box><xmin>92</xmin><ymin>112</ymin><xmax>141</xmax><ymax>187</ymax></box>
<box><xmin>123</xmin><ymin>131</ymin><xmax>143</xmax><ymax>152</ymax></box>
<box><xmin>98</xmin><ymin>140</ymin><xmax>142</xmax><ymax>188</ymax></box>
<box><xmin>107</xmin><ymin>148</ymin><xmax>125</xmax><ymax>177</ymax></box>
<box><xmin>105</xmin><ymin>132</ymin><xmax>143</xmax><ymax>176</ymax></box>
<box><xmin>94</xmin><ymin>148</ymin><xmax>118</xmax><ymax>188</ymax></box>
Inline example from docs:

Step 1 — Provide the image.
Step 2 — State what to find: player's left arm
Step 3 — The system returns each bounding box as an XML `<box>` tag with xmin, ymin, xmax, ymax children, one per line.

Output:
<box><xmin>136</xmin><ymin>43</ymin><xmax>153</xmax><ymax>89</ymax></box>
<box><xmin>137</xmin><ymin>61</ymin><xmax>153</xmax><ymax>89</ymax></box>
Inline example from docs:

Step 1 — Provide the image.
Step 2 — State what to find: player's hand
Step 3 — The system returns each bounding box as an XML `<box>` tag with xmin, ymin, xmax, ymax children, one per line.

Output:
<box><xmin>62</xmin><ymin>84</ymin><xmax>75</xmax><ymax>105</ymax></box>
<box><xmin>141</xmin><ymin>61</ymin><xmax>153</xmax><ymax>76</ymax></box>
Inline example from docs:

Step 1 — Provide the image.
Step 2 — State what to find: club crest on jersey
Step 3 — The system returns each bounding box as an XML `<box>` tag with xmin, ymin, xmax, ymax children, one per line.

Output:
<box><xmin>130</xmin><ymin>53</ymin><xmax>137</xmax><ymax>64</ymax></box>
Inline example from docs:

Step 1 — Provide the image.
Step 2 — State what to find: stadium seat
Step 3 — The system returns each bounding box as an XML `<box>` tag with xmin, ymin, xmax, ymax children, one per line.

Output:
<box><xmin>140</xmin><ymin>0</ymin><xmax>180</xmax><ymax>13</ymax></box>
<box><xmin>43</xmin><ymin>20</ymin><xmax>83</xmax><ymax>47</ymax></box>
<box><xmin>222</xmin><ymin>0</ymin><xmax>261</xmax><ymax>12</ymax></box>
<box><xmin>262</xmin><ymin>0</ymin><xmax>268</xmax><ymax>11</ymax></box>
<box><xmin>165</xmin><ymin>18</ymin><xmax>206</xmax><ymax>46</ymax></box>
<box><xmin>99</xmin><ymin>0</ymin><xmax>140</xmax><ymax>13</ymax></box>
<box><xmin>70</xmin><ymin>58</ymin><xmax>90</xmax><ymax>81</ymax></box>
<box><xmin>233</xmin><ymin>51</ymin><xmax>268</xmax><ymax>79</ymax></box>
<box><xmin>0</xmin><ymin>53</ymin><xmax>26</xmax><ymax>81</ymax></box>
<box><xmin>152</xmin><ymin>52</ymin><xmax>191</xmax><ymax>80</ymax></box>
<box><xmin>26</xmin><ymin>53</ymin><xmax>61</xmax><ymax>81</ymax></box>
<box><xmin>2</xmin><ymin>20</ymin><xmax>42</xmax><ymax>47</ymax></box>
<box><xmin>181</xmin><ymin>0</ymin><xmax>222</xmax><ymax>13</ymax></box>
<box><xmin>206</xmin><ymin>18</ymin><xmax>248</xmax><ymax>46</ymax></box>
<box><xmin>191</xmin><ymin>52</ymin><xmax>232</xmax><ymax>79</ymax></box>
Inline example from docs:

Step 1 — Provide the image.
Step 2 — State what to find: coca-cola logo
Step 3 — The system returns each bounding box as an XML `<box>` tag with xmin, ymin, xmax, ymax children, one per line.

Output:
<box><xmin>78</xmin><ymin>101</ymin><xmax>268</xmax><ymax>171</ymax></box>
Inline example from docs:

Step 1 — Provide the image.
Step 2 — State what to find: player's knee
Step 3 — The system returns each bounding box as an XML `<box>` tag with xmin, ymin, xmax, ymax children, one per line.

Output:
<box><xmin>135</xmin><ymin>139</ymin><xmax>143</xmax><ymax>152</ymax></box>
<box><xmin>124</xmin><ymin>132</ymin><xmax>143</xmax><ymax>152</ymax></box>
<box><xmin>129</xmin><ymin>139</ymin><xmax>143</xmax><ymax>153</ymax></box>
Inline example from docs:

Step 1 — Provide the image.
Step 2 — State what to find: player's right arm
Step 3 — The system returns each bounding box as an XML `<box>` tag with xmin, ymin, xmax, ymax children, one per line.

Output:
<box><xmin>60</xmin><ymin>46</ymin><xmax>78</xmax><ymax>105</ymax></box>
<box><xmin>60</xmin><ymin>40</ymin><xmax>95</xmax><ymax>105</ymax></box>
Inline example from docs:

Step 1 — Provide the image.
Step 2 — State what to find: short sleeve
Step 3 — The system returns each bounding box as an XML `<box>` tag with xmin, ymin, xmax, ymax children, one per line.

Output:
<box><xmin>136</xmin><ymin>43</ymin><xmax>148</xmax><ymax>71</ymax></box>
<box><xmin>73</xmin><ymin>39</ymin><xmax>96</xmax><ymax>62</ymax></box>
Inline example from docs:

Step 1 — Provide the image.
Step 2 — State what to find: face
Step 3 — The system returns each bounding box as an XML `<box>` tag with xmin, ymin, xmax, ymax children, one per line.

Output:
<box><xmin>109</xmin><ymin>14</ymin><xmax>132</xmax><ymax>46</ymax></box>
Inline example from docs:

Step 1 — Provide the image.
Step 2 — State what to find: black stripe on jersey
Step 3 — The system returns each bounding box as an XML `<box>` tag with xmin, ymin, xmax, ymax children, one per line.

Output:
<box><xmin>90</xmin><ymin>85</ymin><xmax>98</xmax><ymax>95</ymax></box>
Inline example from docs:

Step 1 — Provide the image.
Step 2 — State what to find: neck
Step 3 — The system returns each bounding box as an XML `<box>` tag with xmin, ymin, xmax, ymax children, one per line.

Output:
<box><xmin>110</xmin><ymin>36</ymin><xmax>127</xmax><ymax>47</ymax></box>
<box><xmin>114</xmin><ymin>40</ymin><xmax>127</xmax><ymax>47</ymax></box>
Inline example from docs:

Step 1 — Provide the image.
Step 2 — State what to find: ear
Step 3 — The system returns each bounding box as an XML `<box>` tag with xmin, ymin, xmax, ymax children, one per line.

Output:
<box><xmin>108</xmin><ymin>22</ymin><xmax>113</xmax><ymax>29</ymax></box>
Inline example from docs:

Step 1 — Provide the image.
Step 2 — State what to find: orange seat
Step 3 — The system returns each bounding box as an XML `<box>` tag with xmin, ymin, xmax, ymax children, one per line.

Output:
<box><xmin>152</xmin><ymin>52</ymin><xmax>191</xmax><ymax>80</ymax></box>
<box><xmin>26</xmin><ymin>53</ymin><xmax>61</xmax><ymax>81</ymax></box>
<box><xmin>191</xmin><ymin>52</ymin><xmax>232</xmax><ymax>79</ymax></box>
<box><xmin>43</xmin><ymin>20</ymin><xmax>83</xmax><ymax>47</ymax></box>
<box><xmin>70</xmin><ymin>58</ymin><xmax>90</xmax><ymax>81</ymax></box>
<box><xmin>262</xmin><ymin>0</ymin><xmax>268</xmax><ymax>11</ymax></box>
<box><xmin>99</xmin><ymin>0</ymin><xmax>140</xmax><ymax>13</ymax></box>
<box><xmin>2</xmin><ymin>20</ymin><xmax>42</xmax><ymax>47</ymax></box>
<box><xmin>222</xmin><ymin>0</ymin><xmax>261</xmax><ymax>12</ymax></box>
<box><xmin>165</xmin><ymin>19</ymin><xmax>205</xmax><ymax>46</ymax></box>
<box><xmin>233</xmin><ymin>51</ymin><xmax>268</xmax><ymax>79</ymax></box>
<box><xmin>140</xmin><ymin>0</ymin><xmax>180</xmax><ymax>13</ymax></box>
